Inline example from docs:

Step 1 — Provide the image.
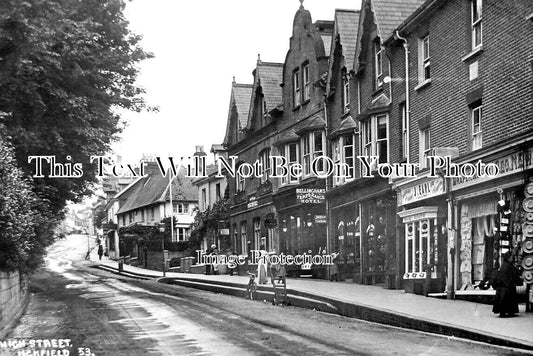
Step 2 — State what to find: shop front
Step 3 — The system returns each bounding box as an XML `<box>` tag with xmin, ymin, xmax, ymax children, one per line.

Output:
<box><xmin>451</xmin><ymin>143</ymin><xmax>533</xmax><ymax>295</ymax></box>
<box><xmin>274</xmin><ymin>184</ymin><xmax>327</xmax><ymax>278</ymax></box>
<box><xmin>327</xmin><ymin>177</ymin><xmax>397</xmax><ymax>286</ymax></box>
<box><xmin>395</xmin><ymin>174</ymin><xmax>448</xmax><ymax>295</ymax></box>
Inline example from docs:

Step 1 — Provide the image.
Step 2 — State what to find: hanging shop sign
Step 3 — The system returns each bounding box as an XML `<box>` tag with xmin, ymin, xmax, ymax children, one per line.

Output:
<box><xmin>264</xmin><ymin>213</ymin><xmax>277</xmax><ymax>228</ymax></box>
<box><xmin>296</xmin><ymin>188</ymin><xmax>326</xmax><ymax>204</ymax></box>
<box><xmin>452</xmin><ymin>147</ymin><xmax>533</xmax><ymax>191</ymax></box>
<box><xmin>398</xmin><ymin>177</ymin><xmax>445</xmax><ymax>206</ymax></box>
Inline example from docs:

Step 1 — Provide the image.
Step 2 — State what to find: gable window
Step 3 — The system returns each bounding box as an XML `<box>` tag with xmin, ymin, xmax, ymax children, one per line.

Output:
<box><xmin>293</xmin><ymin>68</ymin><xmax>301</xmax><ymax>107</ymax></box>
<box><xmin>303</xmin><ymin>63</ymin><xmax>310</xmax><ymax>102</ymax></box>
<box><xmin>471</xmin><ymin>103</ymin><xmax>482</xmax><ymax>150</ymax></box>
<box><xmin>375</xmin><ymin>42</ymin><xmax>383</xmax><ymax>89</ymax></box>
<box><xmin>259</xmin><ymin>148</ymin><xmax>271</xmax><ymax>183</ymax></box>
<box><xmin>418</xmin><ymin>35</ymin><xmax>430</xmax><ymax>83</ymax></box>
<box><xmin>280</xmin><ymin>143</ymin><xmax>299</xmax><ymax>185</ymax></box>
<box><xmin>342</xmin><ymin>72</ymin><xmax>350</xmax><ymax>112</ymax></box>
<box><xmin>301</xmin><ymin>131</ymin><xmax>324</xmax><ymax>176</ymax></box>
<box><xmin>236</xmin><ymin>163</ymin><xmax>246</xmax><ymax>192</ymax></box>
<box><xmin>419</xmin><ymin>128</ymin><xmax>431</xmax><ymax>169</ymax></box>
<box><xmin>400</xmin><ymin>103</ymin><xmax>408</xmax><ymax>160</ymax></box>
<box><xmin>471</xmin><ymin>0</ymin><xmax>482</xmax><ymax>49</ymax></box>
<box><xmin>360</xmin><ymin>114</ymin><xmax>389</xmax><ymax>173</ymax></box>
<box><xmin>333</xmin><ymin>133</ymin><xmax>355</xmax><ymax>185</ymax></box>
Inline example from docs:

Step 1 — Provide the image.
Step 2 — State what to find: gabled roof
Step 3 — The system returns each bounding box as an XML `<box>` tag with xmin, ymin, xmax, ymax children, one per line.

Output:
<box><xmin>334</xmin><ymin>9</ymin><xmax>360</xmax><ymax>71</ymax></box>
<box><xmin>117</xmin><ymin>167</ymin><xmax>196</xmax><ymax>215</ymax></box>
<box><xmin>233</xmin><ymin>82</ymin><xmax>253</xmax><ymax>129</ymax></box>
<box><xmin>372</xmin><ymin>0</ymin><xmax>425</xmax><ymax>40</ymax></box>
<box><xmin>247</xmin><ymin>60</ymin><xmax>283</xmax><ymax>130</ymax></box>
<box><xmin>354</xmin><ymin>0</ymin><xmax>424</xmax><ymax>73</ymax></box>
<box><xmin>222</xmin><ymin>81</ymin><xmax>253</xmax><ymax>146</ymax></box>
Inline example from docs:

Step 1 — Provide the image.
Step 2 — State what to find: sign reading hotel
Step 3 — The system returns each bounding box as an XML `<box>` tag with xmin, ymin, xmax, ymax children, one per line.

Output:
<box><xmin>452</xmin><ymin>147</ymin><xmax>533</xmax><ymax>191</ymax></box>
<box><xmin>399</xmin><ymin>177</ymin><xmax>445</xmax><ymax>206</ymax></box>
<box><xmin>296</xmin><ymin>188</ymin><xmax>326</xmax><ymax>204</ymax></box>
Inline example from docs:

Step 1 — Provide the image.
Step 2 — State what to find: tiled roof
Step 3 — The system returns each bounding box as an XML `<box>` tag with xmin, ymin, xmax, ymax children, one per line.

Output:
<box><xmin>372</xmin><ymin>0</ymin><xmax>425</xmax><ymax>40</ymax></box>
<box><xmin>327</xmin><ymin>116</ymin><xmax>358</xmax><ymax>139</ymax></box>
<box><xmin>335</xmin><ymin>9</ymin><xmax>360</xmax><ymax>70</ymax></box>
<box><xmin>232</xmin><ymin>83</ymin><xmax>253</xmax><ymax>129</ymax></box>
<box><xmin>117</xmin><ymin>167</ymin><xmax>196</xmax><ymax>215</ymax></box>
<box><xmin>256</xmin><ymin>61</ymin><xmax>283</xmax><ymax>113</ymax></box>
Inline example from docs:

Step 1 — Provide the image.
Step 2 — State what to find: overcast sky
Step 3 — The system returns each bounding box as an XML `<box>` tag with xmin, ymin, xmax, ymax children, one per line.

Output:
<box><xmin>112</xmin><ymin>0</ymin><xmax>362</xmax><ymax>164</ymax></box>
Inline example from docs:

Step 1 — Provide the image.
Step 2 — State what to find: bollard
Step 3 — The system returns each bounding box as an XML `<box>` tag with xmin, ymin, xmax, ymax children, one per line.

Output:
<box><xmin>118</xmin><ymin>257</ymin><xmax>124</xmax><ymax>273</ymax></box>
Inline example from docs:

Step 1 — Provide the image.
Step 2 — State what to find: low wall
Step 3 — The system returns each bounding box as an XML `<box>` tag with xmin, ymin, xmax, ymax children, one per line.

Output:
<box><xmin>0</xmin><ymin>270</ymin><xmax>29</xmax><ymax>339</ymax></box>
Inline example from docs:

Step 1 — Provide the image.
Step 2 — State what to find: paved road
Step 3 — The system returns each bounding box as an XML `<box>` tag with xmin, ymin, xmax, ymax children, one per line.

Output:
<box><xmin>3</xmin><ymin>235</ymin><xmax>531</xmax><ymax>356</ymax></box>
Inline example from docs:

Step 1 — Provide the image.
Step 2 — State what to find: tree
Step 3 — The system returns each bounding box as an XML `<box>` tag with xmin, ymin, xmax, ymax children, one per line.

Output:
<box><xmin>0</xmin><ymin>0</ymin><xmax>153</xmax><ymax>215</ymax></box>
<box><xmin>190</xmin><ymin>198</ymin><xmax>230</xmax><ymax>251</ymax></box>
<box><xmin>0</xmin><ymin>127</ymin><xmax>56</xmax><ymax>273</ymax></box>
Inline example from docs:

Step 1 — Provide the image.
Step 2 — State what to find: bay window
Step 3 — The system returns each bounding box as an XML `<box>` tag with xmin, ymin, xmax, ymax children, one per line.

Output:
<box><xmin>301</xmin><ymin>131</ymin><xmax>324</xmax><ymax>176</ymax></box>
<box><xmin>360</xmin><ymin>114</ymin><xmax>389</xmax><ymax>173</ymax></box>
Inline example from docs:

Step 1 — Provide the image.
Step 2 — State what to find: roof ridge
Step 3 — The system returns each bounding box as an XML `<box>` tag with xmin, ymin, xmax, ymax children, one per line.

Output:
<box><xmin>335</xmin><ymin>8</ymin><xmax>360</xmax><ymax>13</ymax></box>
<box><xmin>233</xmin><ymin>83</ymin><xmax>253</xmax><ymax>88</ymax></box>
<box><xmin>257</xmin><ymin>61</ymin><xmax>284</xmax><ymax>67</ymax></box>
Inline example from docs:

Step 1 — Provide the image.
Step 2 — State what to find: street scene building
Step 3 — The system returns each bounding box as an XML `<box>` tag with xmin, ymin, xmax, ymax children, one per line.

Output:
<box><xmin>2</xmin><ymin>1</ymin><xmax>533</xmax><ymax>354</ymax></box>
<box><xmin>218</xmin><ymin>0</ymin><xmax>533</xmax><ymax>299</ymax></box>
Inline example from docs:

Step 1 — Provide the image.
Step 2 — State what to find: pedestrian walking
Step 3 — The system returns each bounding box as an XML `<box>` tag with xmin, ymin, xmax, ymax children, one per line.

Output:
<box><xmin>257</xmin><ymin>244</ymin><xmax>268</xmax><ymax>284</ymax></box>
<box><xmin>98</xmin><ymin>244</ymin><xmax>104</xmax><ymax>261</ymax></box>
<box><xmin>492</xmin><ymin>251</ymin><xmax>522</xmax><ymax>318</ymax></box>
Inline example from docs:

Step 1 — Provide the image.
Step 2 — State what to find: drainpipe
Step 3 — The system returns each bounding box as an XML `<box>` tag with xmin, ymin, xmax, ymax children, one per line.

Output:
<box><xmin>323</xmin><ymin>94</ymin><xmax>331</xmax><ymax>260</ymax></box>
<box><xmin>395</xmin><ymin>31</ymin><xmax>410</xmax><ymax>164</ymax></box>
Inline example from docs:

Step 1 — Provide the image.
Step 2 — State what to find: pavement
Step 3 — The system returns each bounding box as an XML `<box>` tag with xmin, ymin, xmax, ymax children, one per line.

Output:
<box><xmin>88</xmin><ymin>249</ymin><xmax>533</xmax><ymax>352</ymax></box>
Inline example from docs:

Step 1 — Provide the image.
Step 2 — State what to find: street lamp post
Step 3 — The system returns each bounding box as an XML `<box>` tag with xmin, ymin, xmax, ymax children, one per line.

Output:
<box><xmin>159</xmin><ymin>223</ymin><xmax>166</xmax><ymax>277</ymax></box>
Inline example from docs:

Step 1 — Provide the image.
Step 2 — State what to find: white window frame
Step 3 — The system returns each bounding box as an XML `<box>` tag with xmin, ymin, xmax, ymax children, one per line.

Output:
<box><xmin>301</xmin><ymin>131</ymin><xmax>325</xmax><ymax>177</ymax></box>
<box><xmin>404</xmin><ymin>219</ymin><xmax>438</xmax><ymax>278</ymax></box>
<box><xmin>333</xmin><ymin>133</ymin><xmax>355</xmax><ymax>186</ymax></box>
<box><xmin>259</xmin><ymin>148</ymin><xmax>271</xmax><ymax>183</ymax></box>
<box><xmin>360</xmin><ymin>114</ymin><xmax>389</xmax><ymax>174</ymax></box>
<box><xmin>236</xmin><ymin>164</ymin><xmax>245</xmax><ymax>192</ymax></box>
<box><xmin>281</xmin><ymin>142</ymin><xmax>299</xmax><ymax>185</ymax></box>
<box><xmin>419</xmin><ymin>128</ymin><xmax>431</xmax><ymax>169</ymax></box>
<box><xmin>342</xmin><ymin>73</ymin><xmax>350</xmax><ymax>112</ymax></box>
<box><xmin>303</xmin><ymin>63</ymin><xmax>310</xmax><ymax>102</ymax></box>
<box><xmin>400</xmin><ymin>103</ymin><xmax>408</xmax><ymax>160</ymax></box>
<box><xmin>471</xmin><ymin>104</ymin><xmax>482</xmax><ymax>150</ymax></box>
<box><xmin>418</xmin><ymin>35</ymin><xmax>430</xmax><ymax>83</ymax></box>
<box><xmin>177</xmin><ymin>228</ymin><xmax>189</xmax><ymax>242</ymax></box>
<box><xmin>471</xmin><ymin>0</ymin><xmax>482</xmax><ymax>50</ymax></box>
<box><xmin>375</xmin><ymin>42</ymin><xmax>383</xmax><ymax>89</ymax></box>
<box><xmin>293</xmin><ymin>68</ymin><xmax>301</xmax><ymax>107</ymax></box>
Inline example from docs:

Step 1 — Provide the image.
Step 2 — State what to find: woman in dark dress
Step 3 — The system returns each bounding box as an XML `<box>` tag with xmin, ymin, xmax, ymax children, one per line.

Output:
<box><xmin>492</xmin><ymin>251</ymin><xmax>521</xmax><ymax>317</ymax></box>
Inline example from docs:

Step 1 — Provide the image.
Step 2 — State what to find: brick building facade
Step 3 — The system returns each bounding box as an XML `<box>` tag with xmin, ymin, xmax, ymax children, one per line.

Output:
<box><xmin>221</xmin><ymin>1</ymin><xmax>533</xmax><ymax>293</ymax></box>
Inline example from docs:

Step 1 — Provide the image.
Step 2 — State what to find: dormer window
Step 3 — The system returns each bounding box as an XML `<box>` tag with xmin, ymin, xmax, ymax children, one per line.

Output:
<box><xmin>375</xmin><ymin>42</ymin><xmax>383</xmax><ymax>89</ymax></box>
<box><xmin>342</xmin><ymin>72</ymin><xmax>350</xmax><ymax>112</ymax></box>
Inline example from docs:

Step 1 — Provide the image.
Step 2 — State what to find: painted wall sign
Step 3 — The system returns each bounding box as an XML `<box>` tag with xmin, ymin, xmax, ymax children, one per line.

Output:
<box><xmin>452</xmin><ymin>147</ymin><xmax>533</xmax><ymax>191</ymax></box>
<box><xmin>399</xmin><ymin>178</ymin><xmax>445</xmax><ymax>206</ymax></box>
<box><xmin>296</xmin><ymin>188</ymin><xmax>326</xmax><ymax>204</ymax></box>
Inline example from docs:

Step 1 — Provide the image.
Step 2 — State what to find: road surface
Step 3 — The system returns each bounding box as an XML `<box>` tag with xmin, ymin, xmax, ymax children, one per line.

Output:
<box><xmin>2</xmin><ymin>235</ymin><xmax>530</xmax><ymax>356</ymax></box>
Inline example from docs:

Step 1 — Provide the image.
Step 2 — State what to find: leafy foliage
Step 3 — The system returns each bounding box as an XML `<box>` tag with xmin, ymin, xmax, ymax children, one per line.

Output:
<box><xmin>190</xmin><ymin>198</ymin><xmax>230</xmax><ymax>250</ymax></box>
<box><xmin>0</xmin><ymin>131</ymin><xmax>57</xmax><ymax>273</ymax></box>
<box><xmin>0</xmin><ymin>0</ymin><xmax>151</xmax><ymax>272</ymax></box>
<box><xmin>0</xmin><ymin>0</ymin><xmax>153</xmax><ymax>214</ymax></box>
